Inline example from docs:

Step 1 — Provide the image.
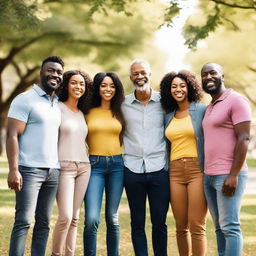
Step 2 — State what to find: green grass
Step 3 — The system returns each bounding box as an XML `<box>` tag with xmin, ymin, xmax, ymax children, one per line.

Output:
<box><xmin>0</xmin><ymin>161</ymin><xmax>8</xmax><ymax>168</ymax></box>
<box><xmin>1</xmin><ymin>163</ymin><xmax>256</xmax><ymax>255</ymax></box>
<box><xmin>247</xmin><ymin>158</ymin><xmax>256</xmax><ymax>168</ymax></box>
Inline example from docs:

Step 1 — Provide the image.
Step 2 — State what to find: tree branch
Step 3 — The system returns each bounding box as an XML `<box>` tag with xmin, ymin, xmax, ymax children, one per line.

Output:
<box><xmin>248</xmin><ymin>66</ymin><xmax>256</xmax><ymax>72</ymax></box>
<box><xmin>210</xmin><ymin>0</ymin><xmax>256</xmax><ymax>9</ymax></box>
<box><xmin>0</xmin><ymin>32</ymin><xmax>69</xmax><ymax>73</ymax></box>
<box><xmin>1</xmin><ymin>65</ymin><xmax>40</xmax><ymax>114</ymax></box>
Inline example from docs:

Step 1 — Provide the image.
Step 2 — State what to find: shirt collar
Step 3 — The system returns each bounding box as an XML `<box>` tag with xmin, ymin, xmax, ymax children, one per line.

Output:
<box><xmin>128</xmin><ymin>89</ymin><xmax>160</xmax><ymax>104</ymax></box>
<box><xmin>33</xmin><ymin>84</ymin><xmax>47</xmax><ymax>96</ymax></box>
<box><xmin>33</xmin><ymin>84</ymin><xmax>59</xmax><ymax>102</ymax></box>
<box><xmin>211</xmin><ymin>88</ymin><xmax>233</xmax><ymax>105</ymax></box>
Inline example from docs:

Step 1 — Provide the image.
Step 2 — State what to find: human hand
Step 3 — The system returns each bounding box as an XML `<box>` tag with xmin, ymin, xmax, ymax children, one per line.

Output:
<box><xmin>7</xmin><ymin>171</ymin><xmax>23</xmax><ymax>192</ymax></box>
<box><xmin>222</xmin><ymin>174</ymin><xmax>238</xmax><ymax>196</ymax></box>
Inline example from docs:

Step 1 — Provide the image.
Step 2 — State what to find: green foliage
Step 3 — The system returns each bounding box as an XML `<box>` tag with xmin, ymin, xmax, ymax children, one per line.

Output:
<box><xmin>182</xmin><ymin>0</ymin><xmax>256</xmax><ymax>48</ymax></box>
<box><xmin>185</xmin><ymin>9</ymin><xmax>256</xmax><ymax>109</ymax></box>
<box><xmin>163</xmin><ymin>0</ymin><xmax>181</xmax><ymax>27</ymax></box>
<box><xmin>184</xmin><ymin>5</ymin><xmax>221</xmax><ymax>49</ymax></box>
<box><xmin>0</xmin><ymin>0</ymin><xmax>39</xmax><ymax>32</ymax></box>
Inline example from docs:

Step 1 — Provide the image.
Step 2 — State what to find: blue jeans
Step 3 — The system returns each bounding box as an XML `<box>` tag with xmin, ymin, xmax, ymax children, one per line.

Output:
<box><xmin>9</xmin><ymin>166</ymin><xmax>59</xmax><ymax>256</ymax></box>
<box><xmin>83</xmin><ymin>155</ymin><xmax>124</xmax><ymax>256</ymax></box>
<box><xmin>124</xmin><ymin>167</ymin><xmax>170</xmax><ymax>256</ymax></box>
<box><xmin>204</xmin><ymin>171</ymin><xmax>248</xmax><ymax>256</ymax></box>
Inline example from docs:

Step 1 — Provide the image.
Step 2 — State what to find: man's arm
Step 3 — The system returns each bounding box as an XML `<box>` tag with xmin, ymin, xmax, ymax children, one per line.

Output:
<box><xmin>6</xmin><ymin>118</ymin><xmax>26</xmax><ymax>192</ymax></box>
<box><xmin>222</xmin><ymin>121</ymin><xmax>251</xmax><ymax>196</ymax></box>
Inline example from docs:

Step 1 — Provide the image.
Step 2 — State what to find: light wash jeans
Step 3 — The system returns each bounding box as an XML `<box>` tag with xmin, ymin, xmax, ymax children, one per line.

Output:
<box><xmin>204</xmin><ymin>171</ymin><xmax>248</xmax><ymax>256</ymax></box>
<box><xmin>83</xmin><ymin>155</ymin><xmax>124</xmax><ymax>256</ymax></box>
<box><xmin>9</xmin><ymin>166</ymin><xmax>59</xmax><ymax>256</ymax></box>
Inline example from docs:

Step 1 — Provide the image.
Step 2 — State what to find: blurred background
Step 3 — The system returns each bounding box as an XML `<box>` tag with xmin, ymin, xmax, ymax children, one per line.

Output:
<box><xmin>0</xmin><ymin>0</ymin><xmax>255</xmax><ymax>156</ymax></box>
<box><xmin>0</xmin><ymin>1</ymin><xmax>256</xmax><ymax>255</ymax></box>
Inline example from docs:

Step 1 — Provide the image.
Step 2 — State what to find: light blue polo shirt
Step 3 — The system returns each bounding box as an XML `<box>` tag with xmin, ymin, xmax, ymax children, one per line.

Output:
<box><xmin>8</xmin><ymin>84</ymin><xmax>61</xmax><ymax>168</ymax></box>
<box><xmin>121</xmin><ymin>90</ymin><xmax>167</xmax><ymax>173</ymax></box>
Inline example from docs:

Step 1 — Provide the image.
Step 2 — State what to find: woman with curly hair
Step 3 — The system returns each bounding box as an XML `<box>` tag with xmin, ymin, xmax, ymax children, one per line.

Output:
<box><xmin>51</xmin><ymin>70</ymin><xmax>92</xmax><ymax>256</ymax></box>
<box><xmin>83</xmin><ymin>72</ymin><xmax>125</xmax><ymax>256</ymax></box>
<box><xmin>160</xmin><ymin>70</ymin><xmax>207</xmax><ymax>256</ymax></box>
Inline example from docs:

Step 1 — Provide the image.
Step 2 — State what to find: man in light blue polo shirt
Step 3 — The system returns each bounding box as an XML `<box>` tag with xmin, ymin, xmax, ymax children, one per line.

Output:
<box><xmin>122</xmin><ymin>59</ymin><xmax>169</xmax><ymax>256</ymax></box>
<box><xmin>6</xmin><ymin>56</ymin><xmax>64</xmax><ymax>256</ymax></box>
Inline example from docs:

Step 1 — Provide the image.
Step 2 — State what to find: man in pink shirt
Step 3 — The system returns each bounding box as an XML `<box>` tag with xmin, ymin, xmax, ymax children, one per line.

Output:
<box><xmin>201</xmin><ymin>62</ymin><xmax>251</xmax><ymax>256</ymax></box>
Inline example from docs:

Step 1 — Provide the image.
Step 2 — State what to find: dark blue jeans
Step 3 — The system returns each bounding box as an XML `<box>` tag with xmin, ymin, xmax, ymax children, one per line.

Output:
<box><xmin>83</xmin><ymin>155</ymin><xmax>124</xmax><ymax>256</ymax></box>
<box><xmin>124</xmin><ymin>167</ymin><xmax>170</xmax><ymax>256</ymax></box>
<box><xmin>9</xmin><ymin>166</ymin><xmax>59</xmax><ymax>256</ymax></box>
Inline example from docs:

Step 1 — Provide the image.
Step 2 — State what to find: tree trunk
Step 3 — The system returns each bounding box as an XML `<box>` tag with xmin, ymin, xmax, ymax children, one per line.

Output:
<box><xmin>0</xmin><ymin>114</ymin><xmax>6</xmax><ymax>156</ymax></box>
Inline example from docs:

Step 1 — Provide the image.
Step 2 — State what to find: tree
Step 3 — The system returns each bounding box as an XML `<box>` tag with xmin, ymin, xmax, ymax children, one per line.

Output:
<box><xmin>0</xmin><ymin>0</ymin><xmax>167</xmax><ymax>154</ymax></box>
<box><xmin>178</xmin><ymin>0</ymin><xmax>256</xmax><ymax>48</ymax></box>
<box><xmin>185</xmin><ymin>8</ymin><xmax>256</xmax><ymax>107</ymax></box>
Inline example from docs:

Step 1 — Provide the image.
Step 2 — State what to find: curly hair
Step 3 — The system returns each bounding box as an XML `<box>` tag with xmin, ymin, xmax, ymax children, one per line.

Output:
<box><xmin>57</xmin><ymin>70</ymin><xmax>92</xmax><ymax>114</ymax></box>
<box><xmin>160</xmin><ymin>70</ymin><xmax>202</xmax><ymax>113</ymax></box>
<box><xmin>90</xmin><ymin>72</ymin><xmax>126</xmax><ymax>144</ymax></box>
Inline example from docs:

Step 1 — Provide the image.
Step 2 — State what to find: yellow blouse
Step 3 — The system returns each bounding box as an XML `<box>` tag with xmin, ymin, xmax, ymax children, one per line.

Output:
<box><xmin>85</xmin><ymin>107</ymin><xmax>122</xmax><ymax>156</ymax></box>
<box><xmin>165</xmin><ymin>115</ymin><xmax>197</xmax><ymax>161</ymax></box>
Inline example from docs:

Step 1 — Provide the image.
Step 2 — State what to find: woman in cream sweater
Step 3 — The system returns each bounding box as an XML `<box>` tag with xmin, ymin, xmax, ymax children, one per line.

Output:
<box><xmin>83</xmin><ymin>72</ymin><xmax>125</xmax><ymax>256</ymax></box>
<box><xmin>51</xmin><ymin>70</ymin><xmax>92</xmax><ymax>256</ymax></box>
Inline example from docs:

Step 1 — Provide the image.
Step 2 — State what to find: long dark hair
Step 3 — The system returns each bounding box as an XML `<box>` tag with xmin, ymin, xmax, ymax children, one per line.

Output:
<box><xmin>160</xmin><ymin>70</ymin><xmax>202</xmax><ymax>112</ymax></box>
<box><xmin>90</xmin><ymin>72</ymin><xmax>126</xmax><ymax>145</ymax></box>
<box><xmin>58</xmin><ymin>70</ymin><xmax>92</xmax><ymax>114</ymax></box>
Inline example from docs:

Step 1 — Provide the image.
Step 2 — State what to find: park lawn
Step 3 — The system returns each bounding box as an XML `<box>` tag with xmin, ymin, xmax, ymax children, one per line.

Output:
<box><xmin>0</xmin><ymin>162</ymin><xmax>256</xmax><ymax>255</ymax></box>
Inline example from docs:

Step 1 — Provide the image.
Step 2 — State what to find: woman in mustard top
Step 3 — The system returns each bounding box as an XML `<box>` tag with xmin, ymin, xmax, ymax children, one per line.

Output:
<box><xmin>160</xmin><ymin>70</ymin><xmax>207</xmax><ymax>256</ymax></box>
<box><xmin>83</xmin><ymin>72</ymin><xmax>125</xmax><ymax>256</ymax></box>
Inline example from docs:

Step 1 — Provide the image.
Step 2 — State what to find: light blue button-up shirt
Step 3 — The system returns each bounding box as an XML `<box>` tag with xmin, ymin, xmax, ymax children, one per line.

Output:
<box><xmin>121</xmin><ymin>90</ymin><xmax>166</xmax><ymax>173</ymax></box>
<box><xmin>8</xmin><ymin>84</ymin><xmax>61</xmax><ymax>168</ymax></box>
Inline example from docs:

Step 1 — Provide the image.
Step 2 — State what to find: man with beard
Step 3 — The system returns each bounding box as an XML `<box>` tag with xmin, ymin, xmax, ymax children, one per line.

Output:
<box><xmin>121</xmin><ymin>59</ymin><xmax>169</xmax><ymax>256</ymax></box>
<box><xmin>6</xmin><ymin>56</ymin><xmax>64</xmax><ymax>256</ymax></box>
<box><xmin>201</xmin><ymin>62</ymin><xmax>251</xmax><ymax>256</ymax></box>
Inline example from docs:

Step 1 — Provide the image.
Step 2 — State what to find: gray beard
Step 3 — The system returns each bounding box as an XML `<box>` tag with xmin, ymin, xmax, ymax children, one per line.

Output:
<box><xmin>135</xmin><ymin>83</ymin><xmax>149</xmax><ymax>92</ymax></box>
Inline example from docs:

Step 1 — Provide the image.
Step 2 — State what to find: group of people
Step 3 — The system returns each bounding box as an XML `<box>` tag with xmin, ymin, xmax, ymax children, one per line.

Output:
<box><xmin>6</xmin><ymin>56</ymin><xmax>251</xmax><ymax>256</ymax></box>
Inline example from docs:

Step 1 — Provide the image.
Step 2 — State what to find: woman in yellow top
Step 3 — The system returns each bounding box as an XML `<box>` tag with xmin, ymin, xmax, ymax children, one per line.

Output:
<box><xmin>160</xmin><ymin>70</ymin><xmax>207</xmax><ymax>256</ymax></box>
<box><xmin>83</xmin><ymin>72</ymin><xmax>125</xmax><ymax>256</ymax></box>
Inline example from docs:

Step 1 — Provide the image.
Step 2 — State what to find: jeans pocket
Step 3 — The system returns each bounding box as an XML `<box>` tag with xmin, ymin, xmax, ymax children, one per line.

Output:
<box><xmin>19</xmin><ymin>166</ymin><xmax>35</xmax><ymax>173</ymax></box>
<box><xmin>89</xmin><ymin>156</ymin><xmax>100</xmax><ymax>167</ymax></box>
<box><xmin>113</xmin><ymin>155</ymin><xmax>124</xmax><ymax>166</ymax></box>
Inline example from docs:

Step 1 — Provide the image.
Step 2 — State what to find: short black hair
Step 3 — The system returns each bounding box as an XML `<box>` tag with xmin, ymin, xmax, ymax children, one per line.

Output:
<box><xmin>41</xmin><ymin>56</ymin><xmax>64</xmax><ymax>69</ymax></box>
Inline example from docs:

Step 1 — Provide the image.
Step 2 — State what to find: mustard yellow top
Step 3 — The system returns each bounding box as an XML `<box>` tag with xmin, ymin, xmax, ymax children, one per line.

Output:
<box><xmin>165</xmin><ymin>115</ymin><xmax>197</xmax><ymax>161</ymax></box>
<box><xmin>85</xmin><ymin>107</ymin><xmax>122</xmax><ymax>156</ymax></box>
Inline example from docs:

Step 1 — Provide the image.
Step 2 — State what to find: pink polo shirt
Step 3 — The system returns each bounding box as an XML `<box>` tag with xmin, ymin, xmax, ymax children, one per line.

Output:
<box><xmin>203</xmin><ymin>89</ymin><xmax>251</xmax><ymax>175</ymax></box>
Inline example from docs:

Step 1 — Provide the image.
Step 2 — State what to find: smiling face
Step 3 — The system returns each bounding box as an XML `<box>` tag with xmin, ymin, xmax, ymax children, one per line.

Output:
<box><xmin>170</xmin><ymin>77</ymin><xmax>188</xmax><ymax>103</ymax></box>
<box><xmin>40</xmin><ymin>61</ymin><xmax>63</xmax><ymax>93</ymax></box>
<box><xmin>99</xmin><ymin>76</ymin><xmax>116</xmax><ymax>103</ymax></box>
<box><xmin>130</xmin><ymin>62</ymin><xmax>150</xmax><ymax>91</ymax></box>
<box><xmin>67</xmin><ymin>74</ymin><xmax>86</xmax><ymax>100</ymax></box>
<box><xmin>201</xmin><ymin>63</ymin><xmax>224</xmax><ymax>95</ymax></box>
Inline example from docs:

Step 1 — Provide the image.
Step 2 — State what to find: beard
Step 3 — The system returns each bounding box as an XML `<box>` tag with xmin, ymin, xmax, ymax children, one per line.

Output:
<box><xmin>134</xmin><ymin>82</ymin><xmax>149</xmax><ymax>92</ymax></box>
<box><xmin>202</xmin><ymin>77</ymin><xmax>222</xmax><ymax>95</ymax></box>
<box><xmin>41</xmin><ymin>76</ymin><xmax>59</xmax><ymax>93</ymax></box>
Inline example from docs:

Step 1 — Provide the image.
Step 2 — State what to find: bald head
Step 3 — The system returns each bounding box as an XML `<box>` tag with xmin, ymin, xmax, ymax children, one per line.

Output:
<box><xmin>201</xmin><ymin>62</ymin><xmax>225</xmax><ymax>96</ymax></box>
<box><xmin>201</xmin><ymin>62</ymin><xmax>224</xmax><ymax>76</ymax></box>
